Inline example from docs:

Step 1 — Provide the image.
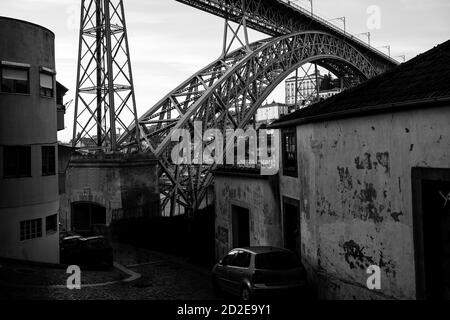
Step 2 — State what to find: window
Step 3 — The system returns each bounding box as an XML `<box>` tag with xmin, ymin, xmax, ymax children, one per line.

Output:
<box><xmin>221</xmin><ymin>251</ymin><xmax>238</xmax><ymax>266</ymax></box>
<box><xmin>42</xmin><ymin>146</ymin><xmax>56</xmax><ymax>176</ymax></box>
<box><xmin>1</xmin><ymin>65</ymin><xmax>30</xmax><ymax>94</ymax></box>
<box><xmin>255</xmin><ymin>252</ymin><xmax>301</xmax><ymax>270</ymax></box>
<box><xmin>40</xmin><ymin>72</ymin><xmax>54</xmax><ymax>97</ymax></box>
<box><xmin>282</xmin><ymin>128</ymin><xmax>298</xmax><ymax>177</ymax></box>
<box><xmin>231</xmin><ymin>251</ymin><xmax>251</xmax><ymax>268</ymax></box>
<box><xmin>20</xmin><ymin>218</ymin><xmax>42</xmax><ymax>241</ymax></box>
<box><xmin>46</xmin><ymin>214</ymin><xmax>58</xmax><ymax>234</ymax></box>
<box><xmin>3</xmin><ymin>146</ymin><xmax>31</xmax><ymax>178</ymax></box>
<box><xmin>267</xmin><ymin>133</ymin><xmax>273</xmax><ymax>157</ymax></box>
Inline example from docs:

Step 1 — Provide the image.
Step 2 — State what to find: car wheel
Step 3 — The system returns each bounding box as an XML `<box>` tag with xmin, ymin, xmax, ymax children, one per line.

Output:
<box><xmin>241</xmin><ymin>286</ymin><xmax>251</xmax><ymax>301</ymax></box>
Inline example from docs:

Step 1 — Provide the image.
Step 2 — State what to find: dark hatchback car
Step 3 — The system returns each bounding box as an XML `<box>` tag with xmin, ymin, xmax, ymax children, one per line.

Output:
<box><xmin>60</xmin><ymin>235</ymin><xmax>114</xmax><ymax>269</ymax></box>
<box><xmin>212</xmin><ymin>247</ymin><xmax>307</xmax><ymax>300</ymax></box>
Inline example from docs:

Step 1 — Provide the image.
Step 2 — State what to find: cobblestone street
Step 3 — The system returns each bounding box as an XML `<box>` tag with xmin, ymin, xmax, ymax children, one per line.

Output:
<box><xmin>0</xmin><ymin>244</ymin><xmax>218</xmax><ymax>300</ymax></box>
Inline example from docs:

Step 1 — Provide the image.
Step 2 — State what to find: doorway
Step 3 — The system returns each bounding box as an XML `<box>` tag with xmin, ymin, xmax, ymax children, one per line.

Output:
<box><xmin>283</xmin><ymin>197</ymin><xmax>300</xmax><ymax>254</ymax></box>
<box><xmin>412</xmin><ymin>168</ymin><xmax>450</xmax><ymax>299</ymax></box>
<box><xmin>232</xmin><ymin>205</ymin><xmax>250</xmax><ymax>248</ymax></box>
<box><xmin>72</xmin><ymin>202</ymin><xmax>107</xmax><ymax>233</ymax></box>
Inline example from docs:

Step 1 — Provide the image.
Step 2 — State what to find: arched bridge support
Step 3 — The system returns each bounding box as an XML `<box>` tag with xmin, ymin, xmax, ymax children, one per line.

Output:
<box><xmin>122</xmin><ymin>31</ymin><xmax>386</xmax><ymax>216</ymax></box>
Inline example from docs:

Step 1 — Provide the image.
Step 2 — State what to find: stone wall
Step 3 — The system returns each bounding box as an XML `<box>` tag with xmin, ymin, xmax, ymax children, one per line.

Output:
<box><xmin>60</xmin><ymin>153</ymin><xmax>160</xmax><ymax>232</ymax></box>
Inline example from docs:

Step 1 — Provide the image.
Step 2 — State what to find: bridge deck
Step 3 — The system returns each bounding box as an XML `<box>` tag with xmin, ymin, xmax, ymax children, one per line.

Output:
<box><xmin>175</xmin><ymin>0</ymin><xmax>398</xmax><ymax>69</ymax></box>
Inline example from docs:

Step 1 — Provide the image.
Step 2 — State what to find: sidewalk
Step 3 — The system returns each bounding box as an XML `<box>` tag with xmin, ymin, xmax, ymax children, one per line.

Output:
<box><xmin>0</xmin><ymin>259</ymin><xmax>127</xmax><ymax>288</ymax></box>
<box><xmin>0</xmin><ymin>244</ymin><xmax>218</xmax><ymax>300</ymax></box>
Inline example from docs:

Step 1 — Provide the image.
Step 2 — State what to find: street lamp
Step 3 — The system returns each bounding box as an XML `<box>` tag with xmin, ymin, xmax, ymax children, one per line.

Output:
<box><xmin>305</xmin><ymin>0</ymin><xmax>313</xmax><ymax>15</ymax></box>
<box><xmin>329</xmin><ymin>16</ymin><xmax>346</xmax><ymax>34</ymax></box>
<box><xmin>396</xmin><ymin>55</ymin><xmax>406</xmax><ymax>62</ymax></box>
<box><xmin>356</xmin><ymin>32</ymin><xmax>371</xmax><ymax>47</ymax></box>
<box><xmin>380</xmin><ymin>45</ymin><xmax>391</xmax><ymax>57</ymax></box>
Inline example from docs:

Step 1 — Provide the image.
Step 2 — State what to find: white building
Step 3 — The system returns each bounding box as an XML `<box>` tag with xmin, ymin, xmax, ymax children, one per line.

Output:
<box><xmin>0</xmin><ymin>17</ymin><xmax>60</xmax><ymax>263</ymax></box>
<box><xmin>285</xmin><ymin>71</ymin><xmax>343</xmax><ymax>107</ymax></box>
<box><xmin>256</xmin><ymin>101</ymin><xmax>289</xmax><ymax>125</ymax></box>
<box><xmin>318</xmin><ymin>88</ymin><xmax>342</xmax><ymax>100</ymax></box>
<box><xmin>285</xmin><ymin>71</ymin><xmax>325</xmax><ymax>106</ymax></box>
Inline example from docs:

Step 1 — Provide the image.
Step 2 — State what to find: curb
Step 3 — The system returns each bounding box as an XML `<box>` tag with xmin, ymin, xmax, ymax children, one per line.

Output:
<box><xmin>0</xmin><ymin>262</ymin><xmax>141</xmax><ymax>289</ymax></box>
<box><xmin>113</xmin><ymin>262</ymin><xmax>141</xmax><ymax>283</ymax></box>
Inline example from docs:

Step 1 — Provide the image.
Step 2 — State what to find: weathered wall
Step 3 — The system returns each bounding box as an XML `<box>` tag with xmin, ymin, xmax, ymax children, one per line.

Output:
<box><xmin>214</xmin><ymin>170</ymin><xmax>283</xmax><ymax>259</ymax></box>
<box><xmin>279</xmin><ymin>105</ymin><xmax>450</xmax><ymax>300</ymax></box>
<box><xmin>60</xmin><ymin>154</ymin><xmax>160</xmax><ymax>231</ymax></box>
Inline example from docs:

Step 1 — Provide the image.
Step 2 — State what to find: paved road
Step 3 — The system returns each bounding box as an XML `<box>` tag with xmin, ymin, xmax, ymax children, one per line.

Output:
<box><xmin>0</xmin><ymin>244</ymin><xmax>219</xmax><ymax>300</ymax></box>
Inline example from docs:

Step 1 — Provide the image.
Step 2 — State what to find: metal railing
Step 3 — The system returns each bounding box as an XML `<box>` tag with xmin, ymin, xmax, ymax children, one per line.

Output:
<box><xmin>278</xmin><ymin>0</ymin><xmax>398</xmax><ymax>64</ymax></box>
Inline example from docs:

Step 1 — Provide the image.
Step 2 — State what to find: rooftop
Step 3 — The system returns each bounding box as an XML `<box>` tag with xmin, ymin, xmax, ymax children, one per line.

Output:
<box><xmin>286</xmin><ymin>73</ymin><xmax>324</xmax><ymax>82</ymax></box>
<box><xmin>0</xmin><ymin>16</ymin><xmax>54</xmax><ymax>36</ymax></box>
<box><xmin>271</xmin><ymin>39</ymin><xmax>450</xmax><ymax>128</ymax></box>
<box><xmin>260</xmin><ymin>101</ymin><xmax>288</xmax><ymax>108</ymax></box>
<box><xmin>236</xmin><ymin>246</ymin><xmax>290</xmax><ymax>254</ymax></box>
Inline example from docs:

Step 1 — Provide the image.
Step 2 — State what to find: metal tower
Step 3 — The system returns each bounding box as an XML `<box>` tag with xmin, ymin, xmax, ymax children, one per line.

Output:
<box><xmin>72</xmin><ymin>0</ymin><xmax>141</xmax><ymax>152</ymax></box>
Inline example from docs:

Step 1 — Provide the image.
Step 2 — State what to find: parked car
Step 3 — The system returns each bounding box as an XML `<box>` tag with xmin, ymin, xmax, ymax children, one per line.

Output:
<box><xmin>60</xmin><ymin>235</ymin><xmax>114</xmax><ymax>269</ymax></box>
<box><xmin>211</xmin><ymin>247</ymin><xmax>307</xmax><ymax>301</ymax></box>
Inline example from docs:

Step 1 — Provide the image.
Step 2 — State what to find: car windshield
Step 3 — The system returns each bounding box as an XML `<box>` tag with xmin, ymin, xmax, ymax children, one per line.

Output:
<box><xmin>255</xmin><ymin>251</ymin><xmax>301</xmax><ymax>270</ymax></box>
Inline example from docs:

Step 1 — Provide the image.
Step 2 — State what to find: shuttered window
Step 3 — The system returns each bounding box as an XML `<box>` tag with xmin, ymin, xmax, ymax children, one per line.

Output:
<box><xmin>1</xmin><ymin>66</ymin><xmax>30</xmax><ymax>94</ymax></box>
<box><xmin>40</xmin><ymin>72</ymin><xmax>54</xmax><ymax>97</ymax></box>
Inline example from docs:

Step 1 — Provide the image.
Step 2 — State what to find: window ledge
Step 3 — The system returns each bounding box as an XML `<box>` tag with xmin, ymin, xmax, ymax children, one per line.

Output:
<box><xmin>0</xmin><ymin>92</ymin><xmax>31</xmax><ymax>96</ymax></box>
<box><xmin>282</xmin><ymin>171</ymin><xmax>298</xmax><ymax>178</ymax></box>
<box><xmin>2</xmin><ymin>175</ymin><xmax>33</xmax><ymax>179</ymax></box>
<box><xmin>19</xmin><ymin>237</ymin><xmax>43</xmax><ymax>243</ymax></box>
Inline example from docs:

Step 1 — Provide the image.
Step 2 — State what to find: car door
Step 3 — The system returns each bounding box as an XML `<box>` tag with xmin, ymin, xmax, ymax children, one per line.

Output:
<box><xmin>215</xmin><ymin>251</ymin><xmax>238</xmax><ymax>293</ymax></box>
<box><xmin>227</xmin><ymin>251</ymin><xmax>252</xmax><ymax>295</ymax></box>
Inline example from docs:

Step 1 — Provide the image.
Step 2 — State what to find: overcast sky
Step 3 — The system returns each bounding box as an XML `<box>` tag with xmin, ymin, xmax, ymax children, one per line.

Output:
<box><xmin>1</xmin><ymin>0</ymin><xmax>449</xmax><ymax>142</ymax></box>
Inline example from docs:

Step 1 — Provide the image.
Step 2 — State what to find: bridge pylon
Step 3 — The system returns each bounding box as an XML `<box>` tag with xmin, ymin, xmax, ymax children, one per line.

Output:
<box><xmin>72</xmin><ymin>0</ymin><xmax>141</xmax><ymax>153</ymax></box>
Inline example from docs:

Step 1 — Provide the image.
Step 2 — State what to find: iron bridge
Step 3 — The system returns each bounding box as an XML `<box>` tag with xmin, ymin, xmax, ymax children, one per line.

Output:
<box><xmin>119</xmin><ymin>0</ymin><xmax>399</xmax><ymax>216</ymax></box>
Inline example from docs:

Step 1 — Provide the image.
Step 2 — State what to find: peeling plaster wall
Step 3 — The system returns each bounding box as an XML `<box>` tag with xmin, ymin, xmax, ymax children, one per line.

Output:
<box><xmin>214</xmin><ymin>174</ymin><xmax>283</xmax><ymax>259</ymax></box>
<box><xmin>280</xmin><ymin>106</ymin><xmax>450</xmax><ymax>300</ymax></box>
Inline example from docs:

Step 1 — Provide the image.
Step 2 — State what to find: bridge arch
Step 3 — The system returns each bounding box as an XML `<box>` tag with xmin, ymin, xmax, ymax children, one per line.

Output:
<box><xmin>128</xmin><ymin>31</ymin><xmax>383</xmax><ymax>214</ymax></box>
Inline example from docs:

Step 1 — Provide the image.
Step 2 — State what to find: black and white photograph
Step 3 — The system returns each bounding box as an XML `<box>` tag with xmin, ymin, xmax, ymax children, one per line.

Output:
<box><xmin>0</xmin><ymin>0</ymin><xmax>449</xmax><ymax>314</ymax></box>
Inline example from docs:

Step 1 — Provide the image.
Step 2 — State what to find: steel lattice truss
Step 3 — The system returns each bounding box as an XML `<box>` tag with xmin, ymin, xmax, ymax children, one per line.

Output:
<box><xmin>121</xmin><ymin>31</ymin><xmax>381</xmax><ymax>215</ymax></box>
<box><xmin>175</xmin><ymin>0</ymin><xmax>398</xmax><ymax>73</ymax></box>
<box><xmin>72</xmin><ymin>0</ymin><xmax>141</xmax><ymax>152</ymax></box>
